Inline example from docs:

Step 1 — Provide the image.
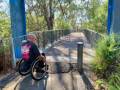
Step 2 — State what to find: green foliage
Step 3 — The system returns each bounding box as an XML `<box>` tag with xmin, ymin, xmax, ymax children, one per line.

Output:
<box><xmin>26</xmin><ymin>15</ymin><xmax>46</xmax><ymax>32</ymax></box>
<box><xmin>81</xmin><ymin>0</ymin><xmax>108</xmax><ymax>33</ymax></box>
<box><xmin>95</xmin><ymin>79</ymin><xmax>105</xmax><ymax>87</ymax></box>
<box><xmin>0</xmin><ymin>12</ymin><xmax>11</xmax><ymax>38</ymax></box>
<box><xmin>92</xmin><ymin>34</ymin><xmax>120</xmax><ymax>89</ymax></box>
<box><xmin>108</xmin><ymin>73</ymin><xmax>120</xmax><ymax>90</ymax></box>
<box><xmin>108</xmin><ymin>64</ymin><xmax>120</xmax><ymax>90</ymax></box>
<box><xmin>54</xmin><ymin>18</ymin><xmax>71</xmax><ymax>29</ymax></box>
<box><xmin>25</xmin><ymin>0</ymin><xmax>108</xmax><ymax>32</ymax></box>
<box><xmin>0</xmin><ymin>12</ymin><xmax>10</xmax><ymax>54</ymax></box>
<box><xmin>0</xmin><ymin>45</ymin><xmax>4</xmax><ymax>54</ymax></box>
<box><xmin>92</xmin><ymin>34</ymin><xmax>120</xmax><ymax>78</ymax></box>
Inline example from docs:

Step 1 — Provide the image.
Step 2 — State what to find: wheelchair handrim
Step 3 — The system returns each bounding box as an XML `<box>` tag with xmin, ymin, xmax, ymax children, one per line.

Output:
<box><xmin>31</xmin><ymin>60</ymin><xmax>47</xmax><ymax>80</ymax></box>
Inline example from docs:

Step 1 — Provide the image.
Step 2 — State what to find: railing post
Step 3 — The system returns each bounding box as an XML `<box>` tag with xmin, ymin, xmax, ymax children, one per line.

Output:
<box><xmin>42</xmin><ymin>31</ymin><xmax>46</xmax><ymax>49</ymax></box>
<box><xmin>77</xmin><ymin>42</ymin><xmax>83</xmax><ymax>74</ymax></box>
<box><xmin>50</xmin><ymin>31</ymin><xmax>54</xmax><ymax>46</ymax></box>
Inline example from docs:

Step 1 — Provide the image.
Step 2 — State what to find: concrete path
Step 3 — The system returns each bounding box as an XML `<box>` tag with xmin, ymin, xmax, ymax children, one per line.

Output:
<box><xmin>46</xmin><ymin>32</ymin><xmax>94</xmax><ymax>62</ymax></box>
<box><xmin>3</xmin><ymin>32</ymin><xmax>95</xmax><ymax>90</ymax></box>
<box><xmin>14</xmin><ymin>72</ymin><xmax>86</xmax><ymax>90</ymax></box>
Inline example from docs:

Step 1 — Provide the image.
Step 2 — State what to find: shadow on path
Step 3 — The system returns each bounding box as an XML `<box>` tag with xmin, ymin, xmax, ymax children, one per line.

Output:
<box><xmin>81</xmin><ymin>72</ymin><xmax>95</xmax><ymax>90</ymax></box>
<box><xmin>14</xmin><ymin>74</ymin><xmax>49</xmax><ymax>90</ymax></box>
<box><xmin>0</xmin><ymin>72</ymin><xmax>19</xmax><ymax>89</ymax></box>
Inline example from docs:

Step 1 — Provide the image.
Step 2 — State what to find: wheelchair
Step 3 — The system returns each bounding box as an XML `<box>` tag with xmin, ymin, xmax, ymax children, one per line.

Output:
<box><xmin>18</xmin><ymin>53</ymin><xmax>48</xmax><ymax>81</ymax></box>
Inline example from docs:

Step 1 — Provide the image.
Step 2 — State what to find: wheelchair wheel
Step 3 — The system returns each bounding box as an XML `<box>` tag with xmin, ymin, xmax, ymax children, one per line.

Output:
<box><xmin>31</xmin><ymin>60</ymin><xmax>48</xmax><ymax>81</ymax></box>
<box><xmin>18</xmin><ymin>59</ymin><xmax>31</xmax><ymax>76</ymax></box>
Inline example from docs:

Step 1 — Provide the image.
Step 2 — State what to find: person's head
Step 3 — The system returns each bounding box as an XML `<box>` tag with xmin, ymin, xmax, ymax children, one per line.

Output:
<box><xmin>27</xmin><ymin>34</ymin><xmax>37</xmax><ymax>44</ymax></box>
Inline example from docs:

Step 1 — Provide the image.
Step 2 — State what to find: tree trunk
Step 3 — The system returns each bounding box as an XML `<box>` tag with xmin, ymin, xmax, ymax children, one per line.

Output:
<box><xmin>44</xmin><ymin>0</ymin><xmax>54</xmax><ymax>30</ymax></box>
<box><xmin>46</xmin><ymin>16</ymin><xmax>54</xmax><ymax>30</ymax></box>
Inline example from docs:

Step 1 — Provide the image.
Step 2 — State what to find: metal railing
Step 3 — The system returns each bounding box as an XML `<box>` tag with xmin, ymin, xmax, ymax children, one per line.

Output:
<box><xmin>29</xmin><ymin>29</ymin><xmax>70</xmax><ymax>49</ymax></box>
<box><xmin>0</xmin><ymin>29</ymin><xmax>102</xmax><ymax>73</ymax></box>
<box><xmin>0</xmin><ymin>29</ymin><xmax>71</xmax><ymax>73</ymax></box>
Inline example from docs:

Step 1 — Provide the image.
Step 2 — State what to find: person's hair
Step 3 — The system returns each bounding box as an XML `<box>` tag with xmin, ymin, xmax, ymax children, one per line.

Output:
<box><xmin>27</xmin><ymin>34</ymin><xmax>37</xmax><ymax>44</ymax></box>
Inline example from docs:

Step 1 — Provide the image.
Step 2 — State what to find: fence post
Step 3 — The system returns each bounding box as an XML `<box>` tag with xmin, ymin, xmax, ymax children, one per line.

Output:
<box><xmin>42</xmin><ymin>31</ymin><xmax>46</xmax><ymax>49</ymax></box>
<box><xmin>77</xmin><ymin>42</ymin><xmax>83</xmax><ymax>74</ymax></box>
<box><xmin>50</xmin><ymin>31</ymin><xmax>52</xmax><ymax>45</ymax></box>
<box><xmin>0</xmin><ymin>39</ymin><xmax>4</xmax><ymax>72</ymax></box>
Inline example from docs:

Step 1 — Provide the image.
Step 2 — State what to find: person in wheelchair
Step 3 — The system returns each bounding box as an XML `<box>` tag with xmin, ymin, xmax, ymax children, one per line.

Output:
<box><xmin>21</xmin><ymin>39</ymin><xmax>46</xmax><ymax>72</ymax></box>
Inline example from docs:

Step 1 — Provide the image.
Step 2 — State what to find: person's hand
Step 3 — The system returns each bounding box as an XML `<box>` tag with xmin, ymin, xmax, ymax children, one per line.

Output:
<box><xmin>37</xmin><ymin>55</ymin><xmax>46</xmax><ymax>62</ymax></box>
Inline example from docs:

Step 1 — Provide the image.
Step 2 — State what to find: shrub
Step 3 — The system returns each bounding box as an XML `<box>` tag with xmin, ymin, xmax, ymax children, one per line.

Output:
<box><xmin>91</xmin><ymin>34</ymin><xmax>120</xmax><ymax>89</ymax></box>
<box><xmin>91</xmin><ymin>34</ymin><xmax>120</xmax><ymax>79</ymax></box>
<box><xmin>108</xmin><ymin>64</ymin><xmax>120</xmax><ymax>90</ymax></box>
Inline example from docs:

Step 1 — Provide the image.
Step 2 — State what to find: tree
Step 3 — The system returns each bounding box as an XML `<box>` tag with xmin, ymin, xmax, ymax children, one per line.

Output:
<box><xmin>26</xmin><ymin>0</ymin><xmax>56</xmax><ymax>31</ymax></box>
<box><xmin>25</xmin><ymin>0</ymin><xmax>108</xmax><ymax>33</ymax></box>
<box><xmin>0</xmin><ymin>12</ymin><xmax>10</xmax><ymax>38</ymax></box>
<box><xmin>80</xmin><ymin>0</ymin><xmax>108</xmax><ymax>33</ymax></box>
<box><xmin>26</xmin><ymin>0</ymin><xmax>79</xmax><ymax>31</ymax></box>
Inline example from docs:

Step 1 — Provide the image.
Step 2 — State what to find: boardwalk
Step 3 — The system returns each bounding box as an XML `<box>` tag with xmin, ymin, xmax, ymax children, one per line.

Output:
<box><xmin>3</xmin><ymin>32</ymin><xmax>95</xmax><ymax>90</ymax></box>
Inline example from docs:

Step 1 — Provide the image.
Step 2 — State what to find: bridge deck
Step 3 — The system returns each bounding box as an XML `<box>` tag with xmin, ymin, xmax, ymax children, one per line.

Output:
<box><xmin>2</xmin><ymin>32</ymin><xmax>95</xmax><ymax>90</ymax></box>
